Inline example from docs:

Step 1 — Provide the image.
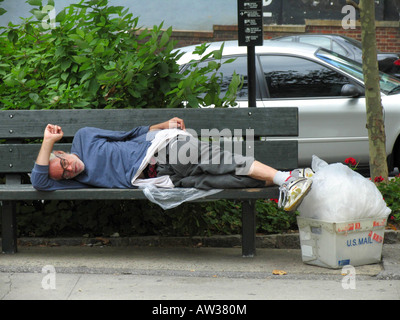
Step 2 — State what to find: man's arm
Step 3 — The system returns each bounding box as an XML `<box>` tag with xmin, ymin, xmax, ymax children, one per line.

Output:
<box><xmin>32</xmin><ymin>124</ymin><xmax>90</xmax><ymax>191</ymax></box>
<box><xmin>36</xmin><ymin>124</ymin><xmax>64</xmax><ymax>165</ymax></box>
<box><xmin>149</xmin><ymin>117</ymin><xmax>186</xmax><ymax>131</ymax></box>
<box><xmin>36</xmin><ymin>119</ymin><xmax>184</xmax><ymax>163</ymax></box>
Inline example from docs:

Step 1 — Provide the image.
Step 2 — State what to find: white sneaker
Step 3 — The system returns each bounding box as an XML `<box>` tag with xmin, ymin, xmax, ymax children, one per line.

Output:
<box><xmin>291</xmin><ymin>168</ymin><xmax>314</xmax><ymax>179</ymax></box>
<box><xmin>278</xmin><ymin>177</ymin><xmax>312</xmax><ymax>212</ymax></box>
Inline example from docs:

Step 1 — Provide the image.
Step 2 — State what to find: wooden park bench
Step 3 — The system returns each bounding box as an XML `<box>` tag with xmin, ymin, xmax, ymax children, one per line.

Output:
<box><xmin>0</xmin><ymin>107</ymin><xmax>298</xmax><ymax>257</ymax></box>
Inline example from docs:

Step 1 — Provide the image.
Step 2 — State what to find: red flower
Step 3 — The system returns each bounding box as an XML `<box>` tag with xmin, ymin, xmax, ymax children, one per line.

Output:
<box><xmin>345</xmin><ymin>157</ymin><xmax>357</xmax><ymax>166</ymax></box>
<box><xmin>374</xmin><ymin>176</ymin><xmax>384</xmax><ymax>183</ymax></box>
<box><xmin>270</xmin><ymin>199</ymin><xmax>279</xmax><ymax>204</ymax></box>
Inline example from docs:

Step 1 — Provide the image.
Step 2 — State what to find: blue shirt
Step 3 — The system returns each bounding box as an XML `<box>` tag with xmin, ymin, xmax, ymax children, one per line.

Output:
<box><xmin>31</xmin><ymin>126</ymin><xmax>153</xmax><ymax>191</ymax></box>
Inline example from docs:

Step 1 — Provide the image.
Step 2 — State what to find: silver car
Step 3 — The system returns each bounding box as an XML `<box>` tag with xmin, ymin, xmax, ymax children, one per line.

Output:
<box><xmin>177</xmin><ymin>41</ymin><xmax>400</xmax><ymax>171</ymax></box>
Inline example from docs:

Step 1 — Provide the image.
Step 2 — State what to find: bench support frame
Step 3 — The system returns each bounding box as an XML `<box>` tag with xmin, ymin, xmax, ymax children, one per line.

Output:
<box><xmin>242</xmin><ymin>200</ymin><xmax>257</xmax><ymax>257</ymax></box>
<box><xmin>2</xmin><ymin>201</ymin><xmax>18</xmax><ymax>254</ymax></box>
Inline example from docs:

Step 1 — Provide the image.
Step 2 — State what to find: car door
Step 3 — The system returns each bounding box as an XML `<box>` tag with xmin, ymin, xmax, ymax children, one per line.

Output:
<box><xmin>257</xmin><ymin>54</ymin><xmax>369</xmax><ymax>167</ymax></box>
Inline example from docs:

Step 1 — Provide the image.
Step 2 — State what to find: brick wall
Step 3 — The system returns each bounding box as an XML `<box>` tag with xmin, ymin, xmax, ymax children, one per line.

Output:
<box><xmin>171</xmin><ymin>20</ymin><xmax>400</xmax><ymax>53</ymax></box>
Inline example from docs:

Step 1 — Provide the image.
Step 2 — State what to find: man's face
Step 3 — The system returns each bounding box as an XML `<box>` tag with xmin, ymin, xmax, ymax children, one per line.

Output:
<box><xmin>49</xmin><ymin>151</ymin><xmax>85</xmax><ymax>180</ymax></box>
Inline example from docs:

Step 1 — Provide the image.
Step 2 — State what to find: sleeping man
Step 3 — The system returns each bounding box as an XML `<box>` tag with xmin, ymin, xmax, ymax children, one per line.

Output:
<box><xmin>31</xmin><ymin>117</ymin><xmax>312</xmax><ymax>211</ymax></box>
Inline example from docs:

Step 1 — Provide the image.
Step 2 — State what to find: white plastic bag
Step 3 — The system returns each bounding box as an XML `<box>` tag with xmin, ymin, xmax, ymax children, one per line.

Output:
<box><xmin>141</xmin><ymin>184</ymin><xmax>222</xmax><ymax>210</ymax></box>
<box><xmin>298</xmin><ymin>155</ymin><xmax>391</xmax><ymax>222</ymax></box>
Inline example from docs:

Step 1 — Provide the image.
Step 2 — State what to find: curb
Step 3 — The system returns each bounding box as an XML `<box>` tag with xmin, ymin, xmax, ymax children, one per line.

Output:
<box><xmin>11</xmin><ymin>230</ymin><xmax>400</xmax><ymax>249</ymax></box>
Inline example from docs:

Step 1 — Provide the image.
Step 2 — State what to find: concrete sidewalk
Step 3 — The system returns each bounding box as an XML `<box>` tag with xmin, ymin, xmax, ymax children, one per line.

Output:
<box><xmin>1</xmin><ymin>241</ymin><xmax>399</xmax><ymax>300</ymax></box>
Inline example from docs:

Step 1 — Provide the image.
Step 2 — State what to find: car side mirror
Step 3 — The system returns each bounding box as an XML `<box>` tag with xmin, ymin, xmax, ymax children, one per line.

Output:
<box><xmin>341</xmin><ymin>84</ymin><xmax>364</xmax><ymax>97</ymax></box>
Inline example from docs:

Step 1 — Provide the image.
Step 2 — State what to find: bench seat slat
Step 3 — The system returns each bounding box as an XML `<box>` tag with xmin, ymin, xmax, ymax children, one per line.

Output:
<box><xmin>0</xmin><ymin>185</ymin><xmax>278</xmax><ymax>201</ymax></box>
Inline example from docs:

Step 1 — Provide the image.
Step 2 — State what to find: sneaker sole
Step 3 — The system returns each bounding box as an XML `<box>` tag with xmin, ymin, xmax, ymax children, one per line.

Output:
<box><xmin>284</xmin><ymin>179</ymin><xmax>312</xmax><ymax>212</ymax></box>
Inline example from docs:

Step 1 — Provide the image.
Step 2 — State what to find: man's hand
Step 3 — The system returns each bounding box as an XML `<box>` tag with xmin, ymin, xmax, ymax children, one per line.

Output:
<box><xmin>43</xmin><ymin>124</ymin><xmax>64</xmax><ymax>143</ymax></box>
<box><xmin>149</xmin><ymin>117</ymin><xmax>186</xmax><ymax>131</ymax></box>
<box><xmin>36</xmin><ymin>124</ymin><xmax>63</xmax><ymax>166</ymax></box>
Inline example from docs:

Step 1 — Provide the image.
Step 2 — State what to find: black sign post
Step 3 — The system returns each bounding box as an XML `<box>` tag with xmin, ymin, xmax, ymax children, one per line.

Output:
<box><xmin>238</xmin><ymin>0</ymin><xmax>264</xmax><ymax>108</ymax></box>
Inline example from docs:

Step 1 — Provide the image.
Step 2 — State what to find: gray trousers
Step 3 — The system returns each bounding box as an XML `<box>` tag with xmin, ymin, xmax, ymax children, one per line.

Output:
<box><xmin>156</xmin><ymin>135</ymin><xmax>265</xmax><ymax>190</ymax></box>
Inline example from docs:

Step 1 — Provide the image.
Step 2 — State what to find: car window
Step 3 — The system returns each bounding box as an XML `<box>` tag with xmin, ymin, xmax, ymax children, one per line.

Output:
<box><xmin>259</xmin><ymin>55</ymin><xmax>351</xmax><ymax>98</ymax></box>
<box><xmin>298</xmin><ymin>36</ymin><xmax>331</xmax><ymax>50</ymax></box>
<box><xmin>193</xmin><ymin>56</ymin><xmax>249</xmax><ymax>100</ymax></box>
<box><xmin>317</xmin><ymin>49</ymin><xmax>400</xmax><ymax>95</ymax></box>
<box><xmin>332</xmin><ymin>41</ymin><xmax>348</xmax><ymax>57</ymax></box>
<box><xmin>276</xmin><ymin>36</ymin><xmax>294</xmax><ymax>42</ymax></box>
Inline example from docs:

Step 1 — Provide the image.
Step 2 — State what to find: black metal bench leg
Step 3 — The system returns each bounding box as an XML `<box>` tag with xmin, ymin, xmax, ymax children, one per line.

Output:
<box><xmin>1</xmin><ymin>201</ymin><xmax>18</xmax><ymax>254</ymax></box>
<box><xmin>242</xmin><ymin>200</ymin><xmax>256</xmax><ymax>258</ymax></box>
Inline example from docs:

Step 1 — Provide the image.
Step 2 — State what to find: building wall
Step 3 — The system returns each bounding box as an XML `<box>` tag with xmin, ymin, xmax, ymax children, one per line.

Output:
<box><xmin>1</xmin><ymin>0</ymin><xmax>399</xmax><ymax>52</ymax></box>
<box><xmin>0</xmin><ymin>0</ymin><xmax>237</xmax><ymax>30</ymax></box>
<box><xmin>171</xmin><ymin>20</ymin><xmax>400</xmax><ymax>54</ymax></box>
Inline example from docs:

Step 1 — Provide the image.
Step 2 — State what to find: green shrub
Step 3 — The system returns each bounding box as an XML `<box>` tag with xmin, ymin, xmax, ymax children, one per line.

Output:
<box><xmin>377</xmin><ymin>176</ymin><xmax>400</xmax><ymax>227</ymax></box>
<box><xmin>14</xmin><ymin>199</ymin><xmax>293</xmax><ymax>238</ymax></box>
<box><xmin>0</xmin><ymin>0</ymin><xmax>241</xmax><ymax>110</ymax></box>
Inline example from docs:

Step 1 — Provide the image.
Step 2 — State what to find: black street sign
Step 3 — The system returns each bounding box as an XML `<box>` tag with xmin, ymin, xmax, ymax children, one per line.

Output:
<box><xmin>238</xmin><ymin>0</ymin><xmax>264</xmax><ymax>47</ymax></box>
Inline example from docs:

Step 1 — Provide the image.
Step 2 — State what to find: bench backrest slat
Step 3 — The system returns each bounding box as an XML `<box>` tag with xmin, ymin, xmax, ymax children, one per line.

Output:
<box><xmin>0</xmin><ymin>108</ymin><xmax>298</xmax><ymax>174</ymax></box>
<box><xmin>0</xmin><ymin>108</ymin><xmax>298</xmax><ymax>138</ymax></box>
<box><xmin>0</xmin><ymin>140</ymin><xmax>297</xmax><ymax>173</ymax></box>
